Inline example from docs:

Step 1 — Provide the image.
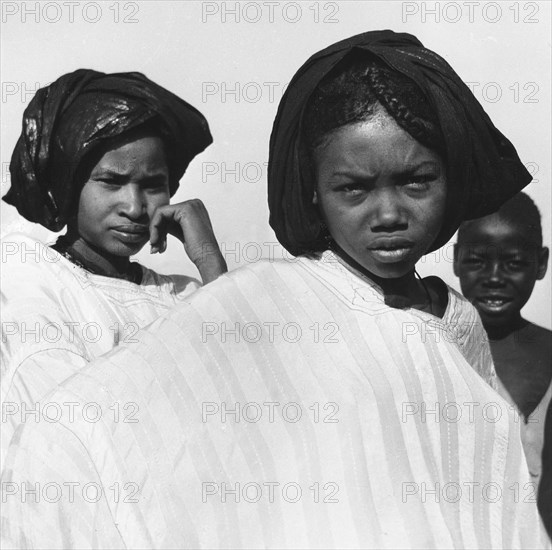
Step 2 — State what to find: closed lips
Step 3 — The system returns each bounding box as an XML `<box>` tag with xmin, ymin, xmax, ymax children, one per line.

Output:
<box><xmin>368</xmin><ymin>239</ymin><xmax>414</xmax><ymax>250</ymax></box>
<box><xmin>112</xmin><ymin>225</ymin><xmax>149</xmax><ymax>235</ymax></box>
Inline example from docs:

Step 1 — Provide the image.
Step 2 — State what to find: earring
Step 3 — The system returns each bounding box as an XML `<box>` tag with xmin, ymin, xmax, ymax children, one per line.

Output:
<box><xmin>319</xmin><ymin>221</ymin><xmax>333</xmax><ymax>247</ymax></box>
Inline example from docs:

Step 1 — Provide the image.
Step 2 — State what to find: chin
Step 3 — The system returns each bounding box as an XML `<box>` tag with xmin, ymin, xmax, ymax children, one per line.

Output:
<box><xmin>107</xmin><ymin>241</ymin><xmax>145</xmax><ymax>257</ymax></box>
<box><xmin>351</xmin><ymin>249</ymin><xmax>416</xmax><ymax>279</ymax></box>
<box><xmin>478</xmin><ymin>310</ymin><xmax>514</xmax><ymax>328</ymax></box>
<box><xmin>375</xmin><ymin>268</ymin><xmax>411</xmax><ymax>279</ymax></box>
<box><xmin>362</xmin><ymin>260</ymin><xmax>413</xmax><ymax>280</ymax></box>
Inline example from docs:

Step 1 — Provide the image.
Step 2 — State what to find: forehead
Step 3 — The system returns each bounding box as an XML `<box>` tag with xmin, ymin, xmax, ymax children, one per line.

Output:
<box><xmin>92</xmin><ymin>135</ymin><xmax>168</xmax><ymax>171</ymax></box>
<box><xmin>316</xmin><ymin>112</ymin><xmax>441</xmax><ymax>172</ymax></box>
<box><xmin>459</xmin><ymin>215</ymin><xmax>535</xmax><ymax>249</ymax></box>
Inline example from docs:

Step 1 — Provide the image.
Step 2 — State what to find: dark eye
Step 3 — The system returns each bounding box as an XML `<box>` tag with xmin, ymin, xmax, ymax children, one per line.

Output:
<box><xmin>405</xmin><ymin>174</ymin><xmax>435</xmax><ymax>188</ymax></box>
<box><xmin>336</xmin><ymin>183</ymin><xmax>364</xmax><ymax>196</ymax></box>
<box><xmin>97</xmin><ymin>178</ymin><xmax>121</xmax><ymax>187</ymax></box>
<box><xmin>143</xmin><ymin>180</ymin><xmax>169</xmax><ymax>193</ymax></box>
<box><xmin>506</xmin><ymin>260</ymin><xmax>528</xmax><ymax>270</ymax></box>
<box><xmin>463</xmin><ymin>258</ymin><xmax>484</xmax><ymax>268</ymax></box>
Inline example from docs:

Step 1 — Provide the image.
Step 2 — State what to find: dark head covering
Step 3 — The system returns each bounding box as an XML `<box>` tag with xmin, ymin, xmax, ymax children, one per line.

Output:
<box><xmin>268</xmin><ymin>30</ymin><xmax>532</xmax><ymax>255</ymax></box>
<box><xmin>4</xmin><ymin>69</ymin><xmax>212</xmax><ymax>231</ymax></box>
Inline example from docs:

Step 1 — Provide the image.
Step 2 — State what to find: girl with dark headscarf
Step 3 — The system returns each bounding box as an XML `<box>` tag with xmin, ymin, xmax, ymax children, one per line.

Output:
<box><xmin>2</xmin><ymin>34</ymin><xmax>549</xmax><ymax>549</ymax></box>
<box><xmin>1</xmin><ymin>69</ymin><xmax>226</xmax><ymax>468</ymax></box>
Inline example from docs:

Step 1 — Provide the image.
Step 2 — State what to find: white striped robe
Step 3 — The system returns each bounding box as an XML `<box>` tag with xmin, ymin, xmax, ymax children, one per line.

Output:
<box><xmin>1</xmin><ymin>233</ymin><xmax>200</xmax><ymax>471</ymax></box>
<box><xmin>1</xmin><ymin>251</ymin><xmax>549</xmax><ymax>549</ymax></box>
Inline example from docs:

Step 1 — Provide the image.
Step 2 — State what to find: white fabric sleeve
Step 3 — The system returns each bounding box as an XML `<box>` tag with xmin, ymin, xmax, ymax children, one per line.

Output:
<box><xmin>1</xmin><ymin>420</ymin><xmax>125</xmax><ymax>550</ymax></box>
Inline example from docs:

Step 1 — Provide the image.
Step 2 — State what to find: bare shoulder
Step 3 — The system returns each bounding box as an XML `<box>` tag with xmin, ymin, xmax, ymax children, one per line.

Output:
<box><xmin>523</xmin><ymin>321</ymin><xmax>552</xmax><ymax>349</ymax></box>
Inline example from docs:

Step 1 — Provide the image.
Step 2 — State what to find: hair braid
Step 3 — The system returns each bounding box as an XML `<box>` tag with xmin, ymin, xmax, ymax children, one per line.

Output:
<box><xmin>364</xmin><ymin>64</ymin><xmax>443</xmax><ymax>151</ymax></box>
<box><xmin>303</xmin><ymin>56</ymin><xmax>443</xmax><ymax>154</ymax></box>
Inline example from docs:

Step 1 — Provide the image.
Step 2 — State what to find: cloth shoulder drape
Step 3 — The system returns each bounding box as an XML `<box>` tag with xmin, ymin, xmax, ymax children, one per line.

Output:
<box><xmin>0</xmin><ymin>233</ymin><xmax>199</xmax><ymax>470</ymax></box>
<box><xmin>2</xmin><ymin>253</ymin><xmax>548</xmax><ymax>549</ymax></box>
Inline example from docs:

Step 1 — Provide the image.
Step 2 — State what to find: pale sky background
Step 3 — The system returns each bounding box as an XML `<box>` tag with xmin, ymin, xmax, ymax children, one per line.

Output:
<box><xmin>1</xmin><ymin>0</ymin><xmax>550</xmax><ymax>328</ymax></box>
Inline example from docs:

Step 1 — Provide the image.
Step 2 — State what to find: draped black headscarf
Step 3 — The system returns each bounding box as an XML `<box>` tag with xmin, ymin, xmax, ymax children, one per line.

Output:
<box><xmin>4</xmin><ymin>69</ymin><xmax>212</xmax><ymax>232</ymax></box>
<box><xmin>268</xmin><ymin>30</ymin><xmax>532</xmax><ymax>255</ymax></box>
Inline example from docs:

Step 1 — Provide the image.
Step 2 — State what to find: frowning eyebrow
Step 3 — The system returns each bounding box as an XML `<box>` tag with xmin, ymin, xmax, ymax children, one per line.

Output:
<box><xmin>331</xmin><ymin>161</ymin><xmax>442</xmax><ymax>179</ymax></box>
<box><xmin>92</xmin><ymin>168</ymin><xmax>168</xmax><ymax>180</ymax></box>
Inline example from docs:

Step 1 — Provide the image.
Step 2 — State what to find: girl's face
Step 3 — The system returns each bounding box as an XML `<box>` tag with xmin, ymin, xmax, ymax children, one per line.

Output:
<box><xmin>73</xmin><ymin>133</ymin><xmax>170</xmax><ymax>257</ymax></box>
<box><xmin>313</xmin><ymin>110</ymin><xmax>446</xmax><ymax>278</ymax></box>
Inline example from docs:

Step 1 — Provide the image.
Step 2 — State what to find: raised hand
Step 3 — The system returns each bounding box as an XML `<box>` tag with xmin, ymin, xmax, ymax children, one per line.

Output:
<box><xmin>149</xmin><ymin>199</ymin><xmax>227</xmax><ymax>284</ymax></box>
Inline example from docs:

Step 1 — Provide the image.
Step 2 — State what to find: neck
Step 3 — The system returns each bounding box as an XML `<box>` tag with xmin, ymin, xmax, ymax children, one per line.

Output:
<box><xmin>485</xmin><ymin>314</ymin><xmax>526</xmax><ymax>341</ymax></box>
<box><xmin>55</xmin><ymin>232</ymin><xmax>134</xmax><ymax>280</ymax></box>
<box><xmin>330</xmin><ymin>244</ymin><xmax>429</xmax><ymax>310</ymax></box>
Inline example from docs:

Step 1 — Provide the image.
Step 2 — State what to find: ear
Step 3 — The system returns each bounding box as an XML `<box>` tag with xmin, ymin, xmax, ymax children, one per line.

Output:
<box><xmin>452</xmin><ymin>244</ymin><xmax>460</xmax><ymax>276</ymax></box>
<box><xmin>312</xmin><ymin>190</ymin><xmax>318</xmax><ymax>205</ymax></box>
<box><xmin>536</xmin><ymin>246</ymin><xmax>549</xmax><ymax>280</ymax></box>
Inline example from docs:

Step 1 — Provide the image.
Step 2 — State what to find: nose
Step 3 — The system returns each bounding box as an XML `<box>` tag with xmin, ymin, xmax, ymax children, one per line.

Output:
<box><xmin>118</xmin><ymin>184</ymin><xmax>146</xmax><ymax>220</ymax></box>
<box><xmin>482</xmin><ymin>260</ymin><xmax>506</xmax><ymax>287</ymax></box>
<box><xmin>370</xmin><ymin>189</ymin><xmax>407</xmax><ymax>231</ymax></box>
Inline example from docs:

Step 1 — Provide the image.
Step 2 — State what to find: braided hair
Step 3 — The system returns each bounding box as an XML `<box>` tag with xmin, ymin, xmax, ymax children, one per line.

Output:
<box><xmin>303</xmin><ymin>56</ymin><xmax>443</xmax><ymax>154</ymax></box>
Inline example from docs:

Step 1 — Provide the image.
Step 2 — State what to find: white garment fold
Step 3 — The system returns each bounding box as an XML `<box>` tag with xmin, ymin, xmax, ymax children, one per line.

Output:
<box><xmin>1</xmin><ymin>233</ymin><xmax>200</xmax><ymax>470</ymax></box>
<box><xmin>1</xmin><ymin>251</ymin><xmax>548</xmax><ymax>549</ymax></box>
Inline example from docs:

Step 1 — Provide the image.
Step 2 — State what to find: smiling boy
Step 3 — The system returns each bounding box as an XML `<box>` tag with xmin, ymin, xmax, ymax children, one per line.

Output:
<box><xmin>454</xmin><ymin>192</ymin><xmax>552</xmax><ymax>485</ymax></box>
